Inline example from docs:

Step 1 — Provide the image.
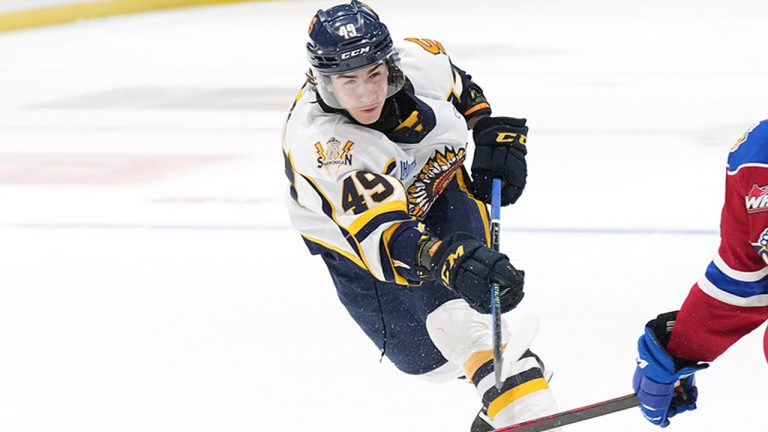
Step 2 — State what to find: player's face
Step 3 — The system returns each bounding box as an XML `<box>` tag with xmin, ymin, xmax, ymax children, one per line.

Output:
<box><xmin>329</xmin><ymin>62</ymin><xmax>389</xmax><ymax>125</ymax></box>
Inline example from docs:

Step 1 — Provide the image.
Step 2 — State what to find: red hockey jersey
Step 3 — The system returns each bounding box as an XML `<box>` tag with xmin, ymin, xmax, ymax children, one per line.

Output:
<box><xmin>668</xmin><ymin>120</ymin><xmax>768</xmax><ymax>362</ymax></box>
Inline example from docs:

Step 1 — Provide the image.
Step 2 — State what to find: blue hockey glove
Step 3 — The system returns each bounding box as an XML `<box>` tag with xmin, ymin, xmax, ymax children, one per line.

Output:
<box><xmin>633</xmin><ymin>311</ymin><xmax>709</xmax><ymax>427</ymax></box>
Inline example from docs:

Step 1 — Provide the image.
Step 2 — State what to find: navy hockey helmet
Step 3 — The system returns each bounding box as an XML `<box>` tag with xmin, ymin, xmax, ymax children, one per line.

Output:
<box><xmin>306</xmin><ymin>1</ymin><xmax>405</xmax><ymax>109</ymax></box>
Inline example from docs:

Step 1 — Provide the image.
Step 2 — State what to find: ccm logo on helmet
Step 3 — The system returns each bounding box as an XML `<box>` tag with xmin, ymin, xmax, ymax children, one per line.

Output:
<box><xmin>340</xmin><ymin>47</ymin><xmax>371</xmax><ymax>59</ymax></box>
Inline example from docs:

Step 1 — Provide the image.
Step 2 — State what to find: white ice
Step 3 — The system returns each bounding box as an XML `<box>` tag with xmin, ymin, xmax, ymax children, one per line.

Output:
<box><xmin>0</xmin><ymin>1</ymin><xmax>766</xmax><ymax>431</ymax></box>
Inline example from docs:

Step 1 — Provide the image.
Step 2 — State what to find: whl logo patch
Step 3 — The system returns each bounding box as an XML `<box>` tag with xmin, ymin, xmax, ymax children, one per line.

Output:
<box><xmin>751</xmin><ymin>228</ymin><xmax>768</xmax><ymax>265</ymax></box>
<box><xmin>746</xmin><ymin>184</ymin><xmax>768</xmax><ymax>213</ymax></box>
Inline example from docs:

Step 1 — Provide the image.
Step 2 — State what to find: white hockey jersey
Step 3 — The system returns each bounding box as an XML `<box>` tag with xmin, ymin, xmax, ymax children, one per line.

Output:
<box><xmin>282</xmin><ymin>38</ymin><xmax>474</xmax><ymax>283</ymax></box>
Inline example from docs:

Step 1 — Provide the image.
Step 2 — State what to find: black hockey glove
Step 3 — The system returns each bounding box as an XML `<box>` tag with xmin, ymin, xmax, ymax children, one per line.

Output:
<box><xmin>419</xmin><ymin>232</ymin><xmax>524</xmax><ymax>314</ymax></box>
<box><xmin>471</xmin><ymin>116</ymin><xmax>528</xmax><ymax>206</ymax></box>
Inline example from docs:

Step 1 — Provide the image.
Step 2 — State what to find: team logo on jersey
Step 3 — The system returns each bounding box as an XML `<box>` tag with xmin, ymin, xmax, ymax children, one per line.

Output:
<box><xmin>751</xmin><ymin>228</ymin><xmax>768</xmax><ymax>265</ymax></box>
<box><xmin>407</xmin><ymin>147</ymin><xmax>465</xmax><ymax>219</ymax></box>
<box><xmin>746</xmin><ymin>184</ymin><xmax>768</xmax><ymax>214</ymax></box>
<box><xmin>315</xmin><ymin>137</ymin><xmax>354</xmax><ymax>173</ymax></box>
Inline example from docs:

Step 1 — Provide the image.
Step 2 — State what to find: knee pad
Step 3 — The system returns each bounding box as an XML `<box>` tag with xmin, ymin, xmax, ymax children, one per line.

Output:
<box><xmin>425</xmin><ymin>299</ymin><xmax>538</xmax><ymax>366</ymax></box>
<box><xmin>418</xmin><ymin>360</ymin><xmax>464</xmax><ymax>384</ymax></box>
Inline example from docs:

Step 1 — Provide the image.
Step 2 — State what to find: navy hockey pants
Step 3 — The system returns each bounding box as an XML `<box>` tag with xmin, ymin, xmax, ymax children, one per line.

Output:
<box><xmin>320</xmin><ymin>173</ymin><xmax>490</xmax><ymax>375</ymax></box>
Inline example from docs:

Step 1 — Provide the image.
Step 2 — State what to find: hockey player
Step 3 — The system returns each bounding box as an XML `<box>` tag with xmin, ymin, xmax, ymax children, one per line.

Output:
<box><xmin>633</xmin><ymin>120</ymin><xmax>768</xmax><ymax>427</ymax></box>
<box><xmin>281</xmin><ymin>1</ymin><xmax>558</xmax><ymax>430</ymax></box>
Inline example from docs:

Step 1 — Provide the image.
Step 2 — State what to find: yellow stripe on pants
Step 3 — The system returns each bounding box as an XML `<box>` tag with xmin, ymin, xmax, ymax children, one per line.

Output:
<box><xmin>487</xmin><ymin>377</ymin><xmax>550</xmax><ymax>420</ymax></box>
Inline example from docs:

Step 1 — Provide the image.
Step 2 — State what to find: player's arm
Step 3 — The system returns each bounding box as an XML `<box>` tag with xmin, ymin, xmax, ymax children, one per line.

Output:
<box><xmin>667</xmin><ymin>122</ymin><xmax>768</xmax><ymax>362</ymax></box>
<box><xmin>290</xmin><ymin>157</ymin><xmax>525</xmax><ymax>313</ymax></box>
<box><xmin>399</xmin><ymin>37</ymin><xmax>492</xmax><ymax>128</ymax></box>
<box><xmin>387</xmin><ymin>226</ymin><xmax>525</xmax><ymax>314</ymax></box>
<box><xmin>631</xmin><ymin>167</ymin><xmax>767</xmax><ymax>427</ymax></box>
<box><xmin>298</xmin><ymin>168</ymin><xmax>416</xmax><ymax>284</ymax></box>
<box><xmin>666</xmin><ymin>163</ymin><xmax>768</xmax><ymax>361</ymax></box>
<box><xmin>632</xmin><ymin>123</ymin><xmax>768</xmax><ymax>428</ymax></box>
<box><xmin>449</xmin><ymin>57</ymin><xmax>529</xmax><ymax>206</ymax></box>
<box><xmin>449</xmin><ymin>63</ymin><xmax>492</xmax><ymax>128</ymax></box>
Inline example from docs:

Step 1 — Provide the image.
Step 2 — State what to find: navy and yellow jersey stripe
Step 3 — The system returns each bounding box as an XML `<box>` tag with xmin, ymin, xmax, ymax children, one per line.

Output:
<box><xmin>299</xmin><ymin>172</ymin><xmax>371</xmax><ymax>270</ymax></box>
<box><xmin>455</xmin><ymin>168</ymin><xmax>491</xmax><ymax>246</ymax></box>
<box><xmin>287</xmin><ymin>83</ymin><xmax>307</xmax><ymax>119</ymax></box>
<box><xmin>281</xmin><ymin>82</ymin><xmax>308</xmax><ymax>144</ymax></box>
<box><xmin>382</xmin><ymin>158</ymin><xmax>397</xmax><ymax>175</ymax></box>
<box><xmin>446</xmin><ymin>66</ymin><xmax>462</xmax><ymax>103</ymax></box>
<box><xmin>283</xmin><ymin>150</ymin><xmax>299</xmax><ymax>203</ymax></box>
<box><xmin>302</xmin><ymin>234</ymin><xmax>366</xmax><ymax>270</ymax></box>
<box><xmin>349</xmin><ymin>200</ymin><xmax>408</xmax><ymax>241</ymax></box>
<box><xmin>449</xmin><ymin>62</ymin><xmax>492</xmax><ymax>123</ymax></box>
<box><xmin>385</xmin><ymin>88</ymin><xmax>437</xmax><ymax>145</ymax></box>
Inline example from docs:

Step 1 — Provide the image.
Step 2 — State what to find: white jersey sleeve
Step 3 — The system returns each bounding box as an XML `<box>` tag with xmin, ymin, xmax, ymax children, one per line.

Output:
<box><xmin>283</xmin><ymin>92</ymin><xmax>418</xmax><ymax>284</ymax></box>
<box><xmin>396</xmin><ymin>38</ymin><xmax>464</xmax><ymax>102</ymax></box>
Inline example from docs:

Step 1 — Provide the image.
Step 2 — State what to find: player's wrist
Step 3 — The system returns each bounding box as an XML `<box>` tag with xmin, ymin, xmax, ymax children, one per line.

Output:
<box><xmin>415</xmin><ymin>232</ymin><xmax>442</xmax><ymax>279</ymax></box>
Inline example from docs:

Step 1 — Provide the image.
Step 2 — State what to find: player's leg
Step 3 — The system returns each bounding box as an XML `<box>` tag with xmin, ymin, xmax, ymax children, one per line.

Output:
<box><xmin>321</xmin><ymin>241</ymin><xmax>558</xmax><ymax>429</ymax></box>
<box><xmin>320</xmin><ymin>250</ymin><xmax>455</xmax><ymax>375</ymax></box>
<box><xmin>425</xmin><ymin>299</ymin><xmax>558</xmax><ymax>428</ymax></box>
<box><xmin>422</xmin><ymin>172</ymin><xmax>560</xmax><ymax>428</ymax></box>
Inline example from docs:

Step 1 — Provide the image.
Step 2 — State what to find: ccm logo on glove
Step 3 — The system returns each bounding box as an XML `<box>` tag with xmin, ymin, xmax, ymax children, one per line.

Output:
<box><xmin>495</xmin><ymin>132</ymin><xmax>527</xmax><ymax>144</ymax></box>
<box><xmin>440</xmin><ymin>245</ymin><xmax>465</xmax><ymax>285</ymax></box>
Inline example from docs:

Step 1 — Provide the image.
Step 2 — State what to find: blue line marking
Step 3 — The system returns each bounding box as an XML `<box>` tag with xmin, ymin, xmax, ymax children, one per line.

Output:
<box><xmin>0</xmin><ymin>221</ymin><xmax>719</xmax><ymax>236</ymax></box>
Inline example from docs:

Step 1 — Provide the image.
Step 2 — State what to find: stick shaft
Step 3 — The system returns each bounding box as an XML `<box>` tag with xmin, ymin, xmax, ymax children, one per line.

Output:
<box><xmin>493</xmin><ymin>394</ymin><xmax>640</xmax><ymax>432</ymax></box>
<box><xmin>490</xmin><ymin>179</ymin><xmax>503</xmax><ymax>389</ymax></box>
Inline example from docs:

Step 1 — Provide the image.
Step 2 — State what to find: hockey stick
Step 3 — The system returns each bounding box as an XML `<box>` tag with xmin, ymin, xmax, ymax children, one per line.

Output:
<box><xmin>490</xmin><ymin>178</ymin><xmax>503</xmax><ymax>389</ymax></box>
<box><xmin>493</xmin><ymin>393</ymin><xmax>639</xmax><ymax>432</ymax></box>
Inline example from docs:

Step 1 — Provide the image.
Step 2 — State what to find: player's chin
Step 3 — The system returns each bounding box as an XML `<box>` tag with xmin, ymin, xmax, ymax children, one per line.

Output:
<box><xmin>350</xmin><ymin>104</ymin><xmax>384</xmax><ymax>125</ymax></box>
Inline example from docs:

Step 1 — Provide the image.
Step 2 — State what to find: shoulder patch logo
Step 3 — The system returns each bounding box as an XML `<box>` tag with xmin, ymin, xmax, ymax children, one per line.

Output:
<box><xmin>746</xmin><ymin>184</ymin><xmax>768</xmax><ymax>214</ymax></box>
<box><xmin>315</xmin><ymin>137</ymin><xmax>354</xmax><ymax>173</ymax></box>
<box><xmin>751</xmin><ymin>228</ymin><xmax>768</xmax><ymax>265</ymax></box>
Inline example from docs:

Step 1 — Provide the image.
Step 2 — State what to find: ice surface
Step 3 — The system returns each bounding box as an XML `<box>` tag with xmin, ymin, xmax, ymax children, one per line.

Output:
<box><xmin>0</xmin><ymin>1</ymin><xmax>766</xmax><ymax>431</ymax></box>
